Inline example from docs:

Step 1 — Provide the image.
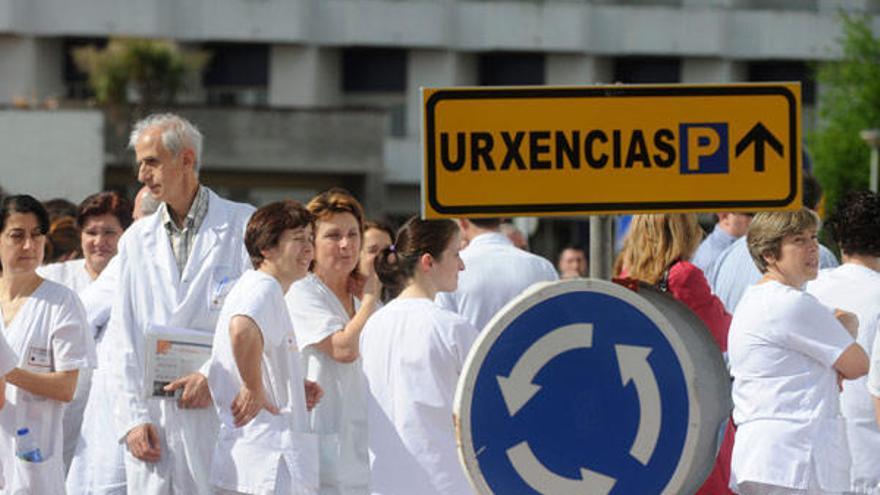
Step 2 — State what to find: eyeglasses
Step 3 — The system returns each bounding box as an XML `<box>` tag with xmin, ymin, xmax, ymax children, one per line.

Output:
<box><xmin>2</xmin><ymin>230</ymin><xmax>45</xmax><ymax>246</ymax></box>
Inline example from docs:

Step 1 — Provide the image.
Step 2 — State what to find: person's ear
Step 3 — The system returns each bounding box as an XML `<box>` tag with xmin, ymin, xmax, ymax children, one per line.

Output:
<box><xmin>761</xmin><ymin>250</ymin><xmax>777</xmax><ymax>268</ymax></box>
<box><xmin>418</xmin><ymin>252</ymin><xmax>434</xmax><ymax>272</ymax></box>
<box><xmin>179</xmin><ymin>148</ymin><xmax>196</xmax><ymax>172</ymax></box>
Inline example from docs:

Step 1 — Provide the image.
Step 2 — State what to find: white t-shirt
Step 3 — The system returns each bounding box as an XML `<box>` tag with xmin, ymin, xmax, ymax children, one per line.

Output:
<box><xmin>808</xmin><ymin>263</ymin><xmax>880</xmax><ymax>493</ymax></box>
<box><xmin>360</xmin><ymin>298</ymin><xmax>477</xmax><ymax>495</ymax></box>
<box><xmin>37</xmin><ymin>259</ymin><xmax>92</xmax><ymax>297</ymax></box>
<box><xmin>728</xmin><ymin>281</ymin><xmax>855</xmax><ymax>492</ymax></box>
<box><xmin>209</xmin><ymin>270</ymin><xmax>317</xmax><ymax>494</ymax></box>
<box><xmin>286</xmin><ymin>273</ymin><xmax>369</xmax><ymax>494</ymax></box>
<box><xmin>436</xmin><ymin>233</ymin><xmax>558</xmax><ymax>332</ymax></box>
<box><xmin>0</xmin><ymin>280</ymin><xmax>95</xmax><ymax>494</ymax></box>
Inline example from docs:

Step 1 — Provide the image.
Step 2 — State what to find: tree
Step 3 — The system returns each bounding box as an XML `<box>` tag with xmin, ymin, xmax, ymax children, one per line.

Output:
<box><xmin>810</xmin><ymin>13</ymin><xmax>880</xmax><ymax>214</ymax></box>
<box><xmin>72</xmin><ymin>38</ymin><xmax>209</xmax><ymax>115</ymax></box>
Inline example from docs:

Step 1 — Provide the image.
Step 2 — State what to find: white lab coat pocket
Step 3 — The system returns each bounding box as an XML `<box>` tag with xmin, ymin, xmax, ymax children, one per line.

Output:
<box><xmin>11</xmin><ymin>455</ymin><xmax>65</xmax><ymax>495</ymax></box>
<box><xmin>208</xmin><ymin>266</ymin><xmax>235</xmax><ymax>312</ymax></box>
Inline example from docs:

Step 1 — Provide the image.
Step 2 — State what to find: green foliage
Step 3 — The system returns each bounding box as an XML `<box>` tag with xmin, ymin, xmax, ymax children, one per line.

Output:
<box><xmin>810</xmin><ymin>13</ymin><xmax>880</xmax><ymax>214</ymax></box>
<box><xmin>72</xmin><ymin>38</ymin><xmax>210</xmax><ymax>112</ymax></box>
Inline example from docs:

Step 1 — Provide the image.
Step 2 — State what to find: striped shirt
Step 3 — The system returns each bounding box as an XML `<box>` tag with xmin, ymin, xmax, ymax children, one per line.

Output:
<box><xmin>160</xmin><ymin>186</ymin><xmax>209</xmax><ymax>277</ymax></box>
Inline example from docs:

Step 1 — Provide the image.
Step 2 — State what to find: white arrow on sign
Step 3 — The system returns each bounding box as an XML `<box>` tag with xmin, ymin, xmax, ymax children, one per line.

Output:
<box><xmin>507</xmin><ymin>441</ymin><xmax>617</xmax><ymax>495</ymax></box>
<box><xmin>615</xmin><ymin>344</ymin><xmax>661</xmax><ymax>465</ymax></box>
<box><xmin>497</xmin><ymin>323</ymin><xmax>594</xmax><ymax>416</ymax></box>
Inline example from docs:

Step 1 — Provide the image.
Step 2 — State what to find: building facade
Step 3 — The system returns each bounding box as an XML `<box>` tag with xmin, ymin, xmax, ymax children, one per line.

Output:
<box><xmin>0</xmin><ymin>0</ymin><xmax>877</xmax><ymax>250</ymax></box>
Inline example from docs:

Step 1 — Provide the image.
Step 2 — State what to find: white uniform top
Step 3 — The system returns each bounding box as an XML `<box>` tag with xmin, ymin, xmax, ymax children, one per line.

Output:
<box><xmin>208</xmin><ymin>270</ymin><xmax>318</xmax><ymax>494</ymax></box>
<box><xmin>808</xmin><ymin>264</ymin><xmax>880</xmax><ymax>493</ymax></box>
<box><xmin>360</xmin><ymin>298</ymin><xmax>477</xmax><ymax>495</ymax></box>
<box><xmin>0</xmin><ymin>334</ymin><xmax>17</xmax><ymax>489</ymax></box>
<box><xmin>286</xmin><ymin>273</ymin><xmax>369</xmax><ymax>495</ymax></box>
<box><xmin>38</xmin><ymin>258</ymin><xmax>99</xmax><ymax>473</ymax></box>
<box><xmin>0</xmin><ymin>280</ymin><xmax>95</xmax><ymax>494</ymax></box>
<box><xmin>728</xmin><ymin>281</ymin><xmax>855</xmax><ymax>492</ymax></box>
<box><xmin>38</xmin><ymin>259</ymin><xmax>92</xmax><ymax>297</ymax></box>
<box><xmin>435</xmin><ymin>233</ymin><xmax>558</xmax><ymax>332</ymax></box>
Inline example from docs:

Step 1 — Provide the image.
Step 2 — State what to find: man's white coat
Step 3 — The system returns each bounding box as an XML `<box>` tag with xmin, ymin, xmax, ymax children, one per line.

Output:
<box><xmin>107</xmin><ymin>189</ymin><xmax>253</xmax><ymax>495</ymax></box>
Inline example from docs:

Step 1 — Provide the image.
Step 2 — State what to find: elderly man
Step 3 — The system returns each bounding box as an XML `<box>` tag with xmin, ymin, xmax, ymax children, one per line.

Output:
<box><xmin>133</xmin><ymin>184</ymin><xmax>161</xmax><ymax>220</ymax></box>
<box><xmin>436</xmin><ymin>218</ymin><xmax>558</xmax><ymax>332</ymax></box>
<box><xmin>108</xmin><ymin>113</ymin><xmax>255</xmax><ymax>494</ymax></box>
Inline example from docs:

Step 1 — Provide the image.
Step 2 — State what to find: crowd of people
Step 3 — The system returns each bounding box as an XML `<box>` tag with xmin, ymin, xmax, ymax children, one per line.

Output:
<box><xmin>0</xmin><ymin>111</ymin><xmax>879</xmax><ymax>495</ymax></box>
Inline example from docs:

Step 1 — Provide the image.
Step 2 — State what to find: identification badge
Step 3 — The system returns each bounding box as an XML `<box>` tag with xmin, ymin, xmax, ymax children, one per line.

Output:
<box><xmin>25</xmin><ymin>346</ymin><xmax>51</xmax><ymax>369</ymax></box>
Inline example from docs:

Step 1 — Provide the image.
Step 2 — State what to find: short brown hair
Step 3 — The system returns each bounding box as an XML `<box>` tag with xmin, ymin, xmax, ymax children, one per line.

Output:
<box><xmin>306</xmin><ymin>188</ymin><xmax>365</xmax><ymax>233</ymax></box>
<box><xmin>77</xmin><ymin>191</ymin><xmax>133</xmax><ymax>231</ymax></box>
<box><xmin>747</xmin><ymin>208</ymin><xmax>819</xmax><ymax>273</ymax></box>
<box><xmin>245</xmin><ymin>200</ymin><xmax>314</xmax><ymax>268</ymax></box>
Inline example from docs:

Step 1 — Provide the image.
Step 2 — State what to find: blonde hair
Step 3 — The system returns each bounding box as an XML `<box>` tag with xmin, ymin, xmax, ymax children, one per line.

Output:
<box><xmin>613</xmin><ymin>213</ymin><xmax>703</xmax><ymax>284</ymax></box>
<box><xmin>747</xmin><ymin>208</ymin><xmax>819</xmax><ymax>273</ymax></box>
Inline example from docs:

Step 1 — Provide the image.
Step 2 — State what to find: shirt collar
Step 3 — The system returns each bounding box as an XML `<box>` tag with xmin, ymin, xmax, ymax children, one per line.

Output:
<box><xmin>468</xmin><ymin>232</ymin><xmax>513</xmax><ymax>247</ymax></box>
<box><xmin>710</xmin><ymin>224</ymin><xmax>737</xmax><ymax>244</ymax></box>
<box><xmin>161</xmin><ymin>186</ymin><xmax>209</xmax><ymax>232</ymax></box>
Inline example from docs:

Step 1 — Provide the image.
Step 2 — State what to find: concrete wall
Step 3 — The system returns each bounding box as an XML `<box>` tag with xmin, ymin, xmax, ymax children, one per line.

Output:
<box><xmin>0</xmin><ymin>109</ymin><xmax>103</xmax><ymax>202</ymax></box>
<box><xmin>104</xmin><ymin>106</ymin><xmax>386</xmax><ymax>175</ymax></box>
<box><xmin>0</xmin><ymin>0</ymin><xmax>871</xmax><ymax>60</ymax></box>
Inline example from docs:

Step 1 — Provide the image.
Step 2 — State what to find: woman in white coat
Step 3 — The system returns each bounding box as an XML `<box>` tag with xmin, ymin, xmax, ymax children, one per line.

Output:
<box><xmin>208</xmin><ymin>200</ymin><xmax>323</xmax><ymax>494</ymax></box>
<box><xmin>285</xmin><ymin>188</ymin><xmax>380</xmax><ymax>495</ymax></box>
<box><xmin>728</xmin><ymin>208</ymin><xmax>869</xmax><ymax>495</ymax></box>
<box><xmin>36</xmin><ymin>191</ymin><xmax>133</xmax><ymax>482</ymax></box>
<box><xmin>0</xmin><ymin>195</ymin><xmax>95</xmax><ymax>494</ymax></box>
<box><xmin>360</xmin><ymin>216</ymin><xmax>477</xmax><ymax>495</ymax></box>
<box><xmin>806</xmin><ymin>190</ymin><xmax>880</xmax><ymax>494</ymax></box>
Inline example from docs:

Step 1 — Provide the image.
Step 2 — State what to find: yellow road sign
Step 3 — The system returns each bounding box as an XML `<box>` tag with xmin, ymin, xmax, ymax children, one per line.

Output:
<box><xmin>422</xmin><ymin>83</ymin><xmax>801</xmax><ymax>218</ymax></box>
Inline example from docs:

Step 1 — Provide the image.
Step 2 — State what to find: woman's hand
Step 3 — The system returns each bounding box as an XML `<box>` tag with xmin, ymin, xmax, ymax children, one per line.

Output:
<box><xmin>834</xmin><ymin>309</ymin><xmax>859</xmax><ymax>338</ymax></box>
<box><xmin>304</xmin><ymin>380</ymin><xmax>323</xmax><ymax>411</ymax></box>
<box><xmin>231</xmin><ymin>385</ymin><xmax>279</xmax><ymax>427</ymax></box>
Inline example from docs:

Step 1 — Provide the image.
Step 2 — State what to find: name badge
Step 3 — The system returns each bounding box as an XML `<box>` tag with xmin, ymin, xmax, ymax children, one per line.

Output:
<box><xmin>26</xmin><ymin>346</ymin><xmax>51</xmax><ymax>369</ymax></box>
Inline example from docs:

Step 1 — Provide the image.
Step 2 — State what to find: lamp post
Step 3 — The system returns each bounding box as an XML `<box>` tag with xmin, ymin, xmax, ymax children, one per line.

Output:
<box><xmin>860</xmin><ymin>129</ymin><xmax>880</xmax><ymax>193</ymax></box>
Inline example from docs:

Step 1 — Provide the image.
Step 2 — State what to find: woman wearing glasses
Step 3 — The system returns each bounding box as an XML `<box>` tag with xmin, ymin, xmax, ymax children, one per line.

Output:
<box><xmin>0</xmin><ymin>195</ymin><xmax>95</xmax><ymax>493</ymax></box>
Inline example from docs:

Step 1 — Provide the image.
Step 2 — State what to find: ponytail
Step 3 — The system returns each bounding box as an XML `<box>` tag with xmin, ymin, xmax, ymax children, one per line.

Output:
<box><xmin>374</xmin><ymin>216</ymin><xmax>459</xmax><ymax>297</ymax></box>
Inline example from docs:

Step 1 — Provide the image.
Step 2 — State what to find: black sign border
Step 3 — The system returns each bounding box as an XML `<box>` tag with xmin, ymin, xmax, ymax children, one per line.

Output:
<box><xmin>424</xmin><ymin>85</ymin><xmax>799</xmax><ymax>215</ymax></box>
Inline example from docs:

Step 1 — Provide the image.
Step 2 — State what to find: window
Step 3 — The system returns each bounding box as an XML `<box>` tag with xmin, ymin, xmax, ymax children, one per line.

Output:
<box><xmin>747</xmin><ymin>61</ymin><xmax>815</xmax><ymax>105</ymax></box>
<box><xmin>342</xmin><ymin>48</ymin><xmax>407</xmax><ymax>93</ymax></box>
<box><xmin>478</xmin><ymin>52</ymin><xmax>545</xmax><ymax>86</ymax></box>
<box><xmin>62</xmin><ymin>38</ymin><xmax>107</xmax><ymax>100</ymax></box>
<box><xmin>202</xmin><ymin>43</ymin><xmax>269</xmax><ymax>106</ymax></box>
<box><xmin>614</xmin><ymin>57</ymin><xmax>681</xmax><ymax>84</ymax></box>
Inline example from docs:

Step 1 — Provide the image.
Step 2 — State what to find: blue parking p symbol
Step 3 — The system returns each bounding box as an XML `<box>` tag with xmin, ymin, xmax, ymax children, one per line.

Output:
<box><xmin>679</xmin><ymin>123</ymin><xmax>729</xmax><ymax>174</ymax></box>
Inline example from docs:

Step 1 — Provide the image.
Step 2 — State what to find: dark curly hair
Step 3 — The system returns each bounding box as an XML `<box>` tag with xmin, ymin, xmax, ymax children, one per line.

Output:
<box><xmin>826</xmin><ymin>190</ymin><xmax>880</xmax><ymax>257</ymax></box>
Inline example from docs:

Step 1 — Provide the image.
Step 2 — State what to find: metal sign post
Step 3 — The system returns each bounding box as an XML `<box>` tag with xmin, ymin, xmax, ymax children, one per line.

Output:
<box><xmin>589</xmin><ymin>215</ymin><xmax>614</xmax><ymax>279</ymax></box>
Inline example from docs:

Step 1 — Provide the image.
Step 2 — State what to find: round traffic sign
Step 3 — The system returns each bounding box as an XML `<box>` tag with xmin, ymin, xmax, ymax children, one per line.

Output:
<box><xmin>454</xmin><ymin>279</ymin><xmax>731</xmax><ymax>494</ymax></box>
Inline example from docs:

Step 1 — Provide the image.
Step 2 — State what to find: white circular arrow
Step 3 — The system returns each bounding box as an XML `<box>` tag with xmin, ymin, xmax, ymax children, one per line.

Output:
<box><xmin>496</xmin><ymin>324</ymin><xmax>664</xmax><ymax>493</ymax></box>
<box><xmin>615</xmin><ymin>344</ymin><xmax>661</xmax><ymax>466</ymax></box>
<box><xmin>496</xmin><ymin>323</ymin><xmax>594</xmax><ymax>416</ymax></box>
<box><xmin>506</xmin><ymin>441</ymin><xmax>617</xmax><ymax>495</ymax></box>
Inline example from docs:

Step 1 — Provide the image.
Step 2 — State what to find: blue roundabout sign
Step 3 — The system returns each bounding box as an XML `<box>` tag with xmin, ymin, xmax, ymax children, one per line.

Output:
<box><xmin>454</xmin><ymin>279</ymin><xmax>730</xmax><ymax>495</ymax></box>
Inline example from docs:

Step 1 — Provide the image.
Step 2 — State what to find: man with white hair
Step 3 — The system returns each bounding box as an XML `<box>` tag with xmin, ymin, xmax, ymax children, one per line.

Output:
<box><xmin>108</xmin><ymin>113</ymin><xmax>255</xmax><ymax>494</ymax></box>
